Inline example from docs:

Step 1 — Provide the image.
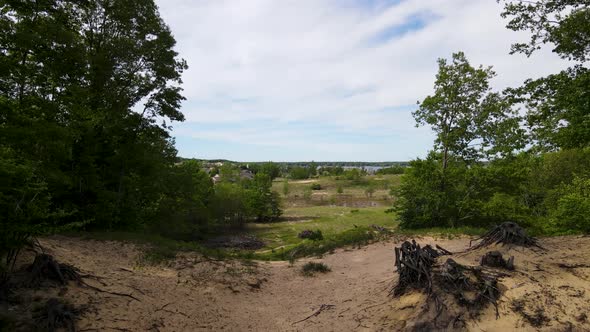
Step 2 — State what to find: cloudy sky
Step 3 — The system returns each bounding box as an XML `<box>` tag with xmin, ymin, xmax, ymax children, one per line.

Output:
<box><xmin>156</xmin><ymin>0</ymin><xmax>568</xmax><ymax>162</ymax></box>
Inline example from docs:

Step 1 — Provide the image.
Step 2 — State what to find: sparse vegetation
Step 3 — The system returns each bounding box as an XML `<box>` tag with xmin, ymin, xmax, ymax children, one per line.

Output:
<box><xmin>301</xmin><ymin>262</ymin><xmax>331</xmax><ymax>276</ymax></box>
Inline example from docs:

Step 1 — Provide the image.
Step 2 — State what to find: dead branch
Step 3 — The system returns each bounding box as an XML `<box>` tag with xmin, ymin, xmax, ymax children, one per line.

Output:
<box><xmin>292</xmin><ymin>304</ymin><xmax>335</xmax><ymax>325</ymax></box>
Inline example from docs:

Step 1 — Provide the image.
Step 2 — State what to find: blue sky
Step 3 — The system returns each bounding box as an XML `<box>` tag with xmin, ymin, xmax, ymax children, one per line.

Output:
<box><xmin>156</xmin><ymin>0</ymin><xmax>568</xmax><ymax>162</ymax></box>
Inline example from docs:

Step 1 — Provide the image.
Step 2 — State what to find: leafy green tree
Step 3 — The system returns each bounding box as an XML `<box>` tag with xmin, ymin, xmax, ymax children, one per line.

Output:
<box><xmin>501</xmin><ymin>1</ymin><xmax>590</xmax><ymax>150</ymax></box>
<box><xmin>414</xmin><ymin>52</ymin><xmax>523</xmax><ymax>171</ymax></box>
<box><xmin>500</xmin><ymin>1</ymin><xmax>590</xmax><ymax>62</ymax></box>
<box><xmin>259</xmin><ymin>162</ymin><xmax>281</xmax><ymax>180</ymax></box>
<box><xmin>289</xmin><ymin>167</ymin><xmax>310</xmax><ymax>180</ymax></box>
<box><xmin>0</xmin><ymin>0</ymin><xmax>189</xmax><ymax>263</ymax></box>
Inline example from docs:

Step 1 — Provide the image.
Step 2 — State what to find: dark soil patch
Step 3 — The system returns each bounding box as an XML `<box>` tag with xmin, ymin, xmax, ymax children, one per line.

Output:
<box><xmin>204</xmin><ymin>235</ymin><xmax>265</xmax><ymax>250</ymax></box>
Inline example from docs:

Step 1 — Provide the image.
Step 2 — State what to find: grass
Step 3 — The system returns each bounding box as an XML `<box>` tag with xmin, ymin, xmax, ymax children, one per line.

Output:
<box><xmin>273</xmin><ymin>174</ymin><xmax>401</xmax><ymax>208</ymax></box>
<box><xmin>395</xmin><ymin>226</ymin><xmax>488</xmax><ymax>238</ymax></box>
<box><xmin>301</xmin><ymin>262</ymin><xmax>331</xmax><ymax>276</ymax></box>
<box><xmin>246</xmin><ymin>206</ymin><xmax>397</xmax><ymax>252</ymax></box>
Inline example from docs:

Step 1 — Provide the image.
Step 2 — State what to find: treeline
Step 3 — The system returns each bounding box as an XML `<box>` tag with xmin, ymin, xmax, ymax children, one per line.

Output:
<box><xmin>395</xmin><ymin>1</ymin><xmax>590</xmax><ymax>234</ymax></box>
<box><xmin>0</xmin><ymin>0</ymin><xmax>281</xmax><ymax>276</ymax></box>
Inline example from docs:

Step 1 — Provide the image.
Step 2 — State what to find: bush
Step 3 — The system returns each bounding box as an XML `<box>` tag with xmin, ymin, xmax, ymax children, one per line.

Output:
<box><xmin>298</xmin><ymin>229</ymin><xmax>324</xmax><ymax>241</ymax></box>
<box><xmin>310</xmin><ymin>183</ymin><xmax>322</xmax><ymax>190</ymax></box>
<box><xmin>301</xmin><ymin>262</ymin><xmax>331</xmax><ymax>276</ymax></box>
<box><xmin>551</xmin><ymin>176</ymin><xmax>590</xmax><ymax>233</ymax></box>
<box><xmin>289</xmin><ymin>167</ymin><xmax>310</xmax><ymax>180</ymax></box>
<box><xmin>376</xmin><ymin>166</ymin><xmax>405</xmax><ymax>175</ymax></box>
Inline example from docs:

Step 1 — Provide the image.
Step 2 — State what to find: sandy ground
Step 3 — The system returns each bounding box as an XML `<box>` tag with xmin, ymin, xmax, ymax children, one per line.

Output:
<box><xmin>29</xmin><ymin>235</ymin><xmax>590</xmax><ymax>331</ymax></box>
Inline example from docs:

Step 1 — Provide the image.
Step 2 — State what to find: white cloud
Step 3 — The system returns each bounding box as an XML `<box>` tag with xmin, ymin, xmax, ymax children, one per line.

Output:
<box><xmin>157</xmin><ymin>0</ymin><xmax>569</xmax><ymax>161</ymax></box>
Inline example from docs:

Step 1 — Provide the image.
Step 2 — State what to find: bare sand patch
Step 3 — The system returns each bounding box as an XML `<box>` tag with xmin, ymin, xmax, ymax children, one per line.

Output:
<box><xmin>25</xmin><ymin>235</ymin><xmax>590</xmax><ymax>331</ymax></box>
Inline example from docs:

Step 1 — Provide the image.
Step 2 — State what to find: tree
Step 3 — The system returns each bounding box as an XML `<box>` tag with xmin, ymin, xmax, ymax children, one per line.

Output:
<box><xmin>259</xmin><ymin>162</ymin><xmax>281</xmax><ymax>180</ymax></box>
<box><xmin>414</xmin><ymin>52</ymin><xmax>523</xmax><ymax>171</ymax></box>
<box><xmin>0</xmin><ymin>0</ymin><xmax>189</xmax><ymax>268</ymax></box>
<box><xmin>500</xmin><ymin>0</ymin><xmax>590</xmax><ymax>62</ymax></box>
<box><xmin>500</xmin><ymin>1</ymin><xmax>590</xmax><ymax>151</ymax></box>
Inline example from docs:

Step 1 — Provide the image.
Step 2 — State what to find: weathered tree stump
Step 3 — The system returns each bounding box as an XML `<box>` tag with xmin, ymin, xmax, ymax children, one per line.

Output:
<box><xmin>480</xmin><ymin>251</ymin><xmax>515</xmax><ymax>270</ymax></box>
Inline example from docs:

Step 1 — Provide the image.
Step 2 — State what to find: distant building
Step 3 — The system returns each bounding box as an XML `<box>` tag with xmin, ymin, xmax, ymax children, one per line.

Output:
<box><xmin>212</xmin><ymin>174</ymin><xmax>221</xmax><ymax>184</ymax></box>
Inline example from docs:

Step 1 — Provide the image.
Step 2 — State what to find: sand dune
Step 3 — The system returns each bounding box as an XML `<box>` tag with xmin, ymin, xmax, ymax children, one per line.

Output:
<box><xmin>31</xmin><ymin>235</ymin><xmax>590</xmax><ymax>331</ymax></box>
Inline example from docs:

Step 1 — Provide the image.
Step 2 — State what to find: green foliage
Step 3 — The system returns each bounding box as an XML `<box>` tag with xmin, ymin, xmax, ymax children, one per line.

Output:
<box><xmin>259</xmin><ymin>162</ymin><xmax>281</xmax><ymax>180</ymax></box>
<box><xmin>298</xmin><ymin>229</ymin><xmax>324</xmax><ymax>241</ymax></box>
<box><xmin>282</xmin><ymin>180</ymin><xmax>290</xmax><ymax>196</ymax></box>
<box><xmin>507</xmin><ymin>67</ymin><xmax>590</xmax><ymax>150</ymax></box>
<box><xmin>376</xmin><ymin>166</ymin><xmax>405</xmax><ymax>175</ymax></box>
<box><xmin>336</xmin><ymin>186</ymin><xmax>344</xmax><ymax>194</ymax></box>
<box><xmin>301</xmin><ymin>262</ymin><xmax>331</xmax><ymax>276</ymax></box>
<box><xmin>364</xmin><ymin>185</ymin><xmax>376</xmax><ymax>198</ymax></box>
<box><xmin>550</xmin><ymin>176</ymin><xmax>590</xmax><ymax>233</ymax></box>
<box><xmin>500</xmin><ymin>1</ymin><xmax>590</xmax><ymax>62</ymax></box>
<box><xmin>343</xmin><ymin>168</ymin><xmax>362</xmax><ymax>182</ymax></box>
<box><xmin>310</xmin><ymin>183</ymin><xmax>322</xmax><ymax>190</ymax></box>
<box><xmin>150</xmin><ymin>161</ymin><xmax>213</xmax><ymax>241</ymax></box>
<box><xmin>414</xmin><ymin>52</ymin><xmax>524</xmax><ymax>166</ymax></box>
<box><xmin>289</xmin><ymin>166</ymin><xmax>311</xmax><ymax>180</ymax></box>
<box><xmin>211</xmin><ymin>173</ymin><xmax>282</xmax><ymax>226</ymax></box>
<box><xmin>320</xmin><ymin>166</ymin><xmax>344</xmax><ymax>176</ymax></box>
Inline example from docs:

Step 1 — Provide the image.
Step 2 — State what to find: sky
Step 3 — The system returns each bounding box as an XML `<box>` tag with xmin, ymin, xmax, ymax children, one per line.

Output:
<box><xmin>155</xmin><ymin>0</ymin><xmax>569</xmax><ymax>162</ymax></box>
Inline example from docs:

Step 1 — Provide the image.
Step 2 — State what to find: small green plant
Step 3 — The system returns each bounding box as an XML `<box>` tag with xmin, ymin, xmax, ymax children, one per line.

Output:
<box><xmin>298</xmin><ymin>229</ymin><xmax>324</xmax><ymax>240</ymax></box>
<box><xmin>301</xmin><ymin>262</ymin><xmax>331</xmax><ymax>276</ymax></box>
<box><xmin>311</xmin><ymin>183</ymin><xmax>322</xmax><ymax>190</ymax></box>
<box><xmin>337</xmin><ymin>186</ymin><xmax>344</xmax><ymax>194</ymax></box>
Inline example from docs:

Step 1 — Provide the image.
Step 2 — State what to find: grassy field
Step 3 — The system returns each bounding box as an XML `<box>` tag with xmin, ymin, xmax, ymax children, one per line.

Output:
<box><xmin>247</xmin><ymin>205</ymin><xmax>396</xmax><ymax>252</ymax></box>
<box><xmin>272</xmin><ymin>174</ymin><xmax>401</xmax><ymax>208</ymax></box>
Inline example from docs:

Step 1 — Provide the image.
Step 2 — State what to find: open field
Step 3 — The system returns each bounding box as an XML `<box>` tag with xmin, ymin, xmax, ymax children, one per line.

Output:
<box><xmin>272</xmin><ymin>175</ymin><xmax>401</xmax><ymax>208</ymax></box>
<box><xmin>246</xmin><ymin>206</ymin><xmax>395</xmax><ymax>252</ymax></box>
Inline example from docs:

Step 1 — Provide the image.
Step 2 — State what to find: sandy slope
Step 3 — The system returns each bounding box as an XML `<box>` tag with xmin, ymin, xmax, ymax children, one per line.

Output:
<box><xmin>36</xmin><ymin>235</ymin><xmax>590</xmax><ymax>331</ymax></box>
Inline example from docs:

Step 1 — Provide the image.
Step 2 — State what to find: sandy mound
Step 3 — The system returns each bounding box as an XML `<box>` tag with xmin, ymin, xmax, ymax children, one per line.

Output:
<box><xmin>3</xmin><ymin>234</ymin><xmax>590</xmax><ymax>331</ymax></box>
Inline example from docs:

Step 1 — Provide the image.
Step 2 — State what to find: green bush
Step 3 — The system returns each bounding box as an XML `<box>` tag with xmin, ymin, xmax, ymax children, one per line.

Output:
<box><xmin>298</xmin><ymin>229</ymin><xmax>323</xmax><ymax>241</ymax></box>
<box><xmin>311</xmin><ymin>183</ymin><xmax>322</xmax><ymax>190</ymax></box>
<box><xmin>551</xmin><ymin>176</ymin><xmax>590</xmax><ymax>233</ymax></box>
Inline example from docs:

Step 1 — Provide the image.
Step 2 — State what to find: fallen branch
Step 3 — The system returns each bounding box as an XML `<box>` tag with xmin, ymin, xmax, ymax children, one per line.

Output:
<box><xmin>292</xmin><ymin>304</ymin><xmax>335</xmax><ymax>325</ymax></box>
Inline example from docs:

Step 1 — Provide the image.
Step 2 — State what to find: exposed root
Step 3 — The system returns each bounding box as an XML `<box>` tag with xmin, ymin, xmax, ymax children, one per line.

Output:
<box><xmin>469</xmin><ymin>222</ymin><xmax>543</xmax><ymax>250</ymax></box>
<box><xmin>392</xmin><ymin>240</ymin><xmax>503</xmax><ymax>329</ymax></box>
<box><xmin>480</xmin><ymin>251</ymin><xmax>515</xmax><ymax>270</ymax></box>
<box><xmin>392</xmin><ymin>240</ymin><xmax>439</xmax><ymax>295</ymax></box>
<box><xmin>292</xmin><ymin>304</ymin><xmax>335</xmax><ymax>325</ymax></box>
<box><xmin>26</xmin><ymin>254</ymin><xmax>141</xmax><ymax>302</ymax></box>
<box><xmin>28</xmin><ymin>254</ymin><xmax>82</xmax><ymax>287</ymax></box>
<box><xmin>33</xmin><ymin>298</ymin><xmax>83</xmax><ymax>332</ymax></box>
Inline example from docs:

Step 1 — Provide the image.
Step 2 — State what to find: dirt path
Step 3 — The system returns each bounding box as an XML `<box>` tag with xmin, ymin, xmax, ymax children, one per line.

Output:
<box><xmin>37</xmin><ymin>235</ymin><xmax>590</xmax><ymax>331</ymax></box>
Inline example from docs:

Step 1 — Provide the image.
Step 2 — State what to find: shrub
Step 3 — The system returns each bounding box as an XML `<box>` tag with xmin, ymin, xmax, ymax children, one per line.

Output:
<box><xmin>311</xmin><ymin>183</ymin><xmax>322</xmax><ymax>190</ymax></box>
<box><xmin>301</xmin><ymin>262</ymin><xmax>331</xmax><ymax>276</ymax></box>
<box><xmin>298</xmin><ymin>229</ymin><xmax>324</xmax><ymax>241</ymax></box>
<box><xmin>551</xmin><ymin>176</ymin><xmax>590</xmax><ymax>233</ymax></box>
